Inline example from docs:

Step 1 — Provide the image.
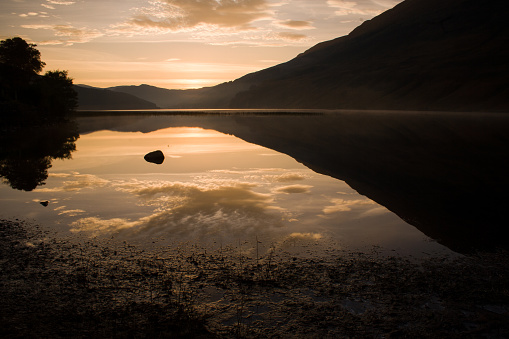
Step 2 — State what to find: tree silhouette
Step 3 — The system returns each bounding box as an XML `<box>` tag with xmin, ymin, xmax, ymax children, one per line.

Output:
<box><xmin>0</xmin><ymin>37</ymin><xmax>45</xmax><ymax>74</ymax></box>
<box><xmin>0</xmin><ymin>37</ymin><xmax>79</xmax><ymax>190</ymax></box>
<box><xmin>0</xmin><ymin>157</ymin><xmax>52</xmax><ymax>191</ymax></box>
<box><xmin>0</xmin><ymin>37</ymin><xmax>45</xmax><ymax>102</ymax></box>
<box><xmin>0</xmin><ymin>37</ymin><xmax>76</xmax><ymax>124</ymax></box>
<box><xmin>0</xmin><ymin>121</ymin><xmax>79</xmax><ymax>191</ymax></box>
<box><xmin>32</xmin><ymin>70</ymin><xmax>78</xmax><ymax>118</ymax></box>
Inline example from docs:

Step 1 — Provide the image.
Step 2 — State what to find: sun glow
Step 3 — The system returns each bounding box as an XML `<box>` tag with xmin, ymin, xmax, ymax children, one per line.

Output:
<box><xmin>1</xmin><ymin>0</ymin><xmax>403</xmax><ymax>88</ymax></box>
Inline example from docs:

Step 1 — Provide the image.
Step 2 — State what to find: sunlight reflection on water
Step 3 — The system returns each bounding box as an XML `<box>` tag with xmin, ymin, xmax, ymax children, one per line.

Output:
<box><xmin>0</xmin><ymin>120</ymin><xmax>454</xmax><ymax>257</ymax></box>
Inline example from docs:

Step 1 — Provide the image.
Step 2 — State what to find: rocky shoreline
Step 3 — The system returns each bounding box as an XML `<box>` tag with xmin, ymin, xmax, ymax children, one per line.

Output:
<box><xmin>1</xmin><ymin>219</ymin><xmax>508</xmax><ymax>338</ymax></box>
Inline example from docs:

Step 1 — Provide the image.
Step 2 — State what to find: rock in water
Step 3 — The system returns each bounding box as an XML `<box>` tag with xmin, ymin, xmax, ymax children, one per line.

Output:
<box><xmin>40</xmin><ymin>201</ymin><xmax>49</xmax><ymax>207</ymax></box>
<box><xmin>144</xmin><ymin>150</ymin><xmax>165</xmax><ymax>164</ymax></box>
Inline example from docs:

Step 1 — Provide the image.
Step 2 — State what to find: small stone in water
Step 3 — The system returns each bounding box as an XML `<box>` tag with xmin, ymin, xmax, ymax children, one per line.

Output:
<box><xmin>144</xmin><ymin>150</ymin><xmax>165</xmax><ymax>164</ymax></box>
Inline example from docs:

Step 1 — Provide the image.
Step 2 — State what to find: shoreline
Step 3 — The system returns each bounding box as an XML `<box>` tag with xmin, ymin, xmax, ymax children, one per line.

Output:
<box><xmin>1</xmin><ymin>218</ymin><xmax>508</xmax><ymax>337</ymax></box>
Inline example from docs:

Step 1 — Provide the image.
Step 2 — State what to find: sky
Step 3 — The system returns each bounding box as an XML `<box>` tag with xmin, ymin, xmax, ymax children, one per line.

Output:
<box><xmin>1</xmin><ymin>0</ymin><xmax>402</xmax><ymax>89</ymax></box>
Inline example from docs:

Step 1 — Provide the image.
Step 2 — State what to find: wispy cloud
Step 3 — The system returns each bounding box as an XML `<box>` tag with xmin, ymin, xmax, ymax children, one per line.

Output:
<box><xmin>371</xmin><ymin>0</ymin><xmax>402</xmax><ymax>8</ymax></box>
<box><xmin>275</xmin><ymin>32</ymin><xmax>308</xmax><ymax>41</ymax></box>
<box><xmin>326</xmin><ymin>0</ymin><xmax>390</xmax><ymax>16</ymax></box>
<box><xmin>19</xmin><ymin>12</ymin><xmax>47</xmax><ymax>17</ymax></box>
<box><xmin>37</xmin><ymin>173</ymin><xmax>109</xmax><ymax>192</ymax></box>
<box><xmin>71</xmin><ymin>181</ymin><xmax>283</xmax><ymax>240</ymax></box>
<box><xmin>39</xmin><ymin>0</ymin><xmax>76</xmax><ymax>10</ymax></box>
<box><xmin>119</xmin><ymin>0</ymin><xmax>272</xmax><ymax>33</ymax></box>
<box><xmin>276</xmin><ymin>20</ymin><xmax>314</xmax><ymax>30</ymax></box>
<box><xmin>275</xmin><ymin>184</ymin><xmax>313</xmax><ymax>194</ymax></box>
<box><xmin>269</xmin><ymin>173</ymin><xmax>307</xmax><ymax>183</ymax></box>
<box><xmin>57</xmin><ymin>209</ymin><xmax>86</xmax><ymax>217</ymax></box>
<box><xmin>287</xmin><ymin>232</ymin><xmax>322</xmax><ymax>240</ymax></box>
<box><xmin>21</xmin><ymin>24</ymin><xmax>104</xmax><ymax>45</ymax></box>
<box><xmin>46</xmin><ymin>0</ymin><xmax>76</xmax><ymax>5</ymax></box>
<box><xmin>322</xmin><ymin>198</ymin><xmax>376</xmax><ymax>214</ymax></box>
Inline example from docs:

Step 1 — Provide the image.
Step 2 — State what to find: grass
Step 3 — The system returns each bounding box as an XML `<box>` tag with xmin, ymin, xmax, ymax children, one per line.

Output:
<box><xmin>1</xmin><ymin>219</ymin><xmax>509</xmax><ymax>338</ymax></box>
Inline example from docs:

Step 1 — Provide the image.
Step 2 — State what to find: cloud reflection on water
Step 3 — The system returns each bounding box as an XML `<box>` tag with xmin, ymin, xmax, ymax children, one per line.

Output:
<box><xmin>15</xmin><ymin>123</ymin><xmax>435</xmax><ymax>255</ymax></box>
<box><xmin>322</xmin><ymin>198</ymin><xmax>377</xmax><ymax>215</ymax></box>
<box><xmin>275</xmin><ymin>185</ymin><xmax>313</xmax><ymax>194</ymax></box>
<box><xmin>36</xmin><ymin>172</ymin><xmax>109</xmax><ymax>192</ymax></box>
<box><xmin>273</xmin><ymin>173</ymin><xmax>307</xmax><ymax>182</ymax></box>
<box><xmin>71</xmin><ymin>181</ymin><xmax>285</xmax><ymax>241</ymax></box>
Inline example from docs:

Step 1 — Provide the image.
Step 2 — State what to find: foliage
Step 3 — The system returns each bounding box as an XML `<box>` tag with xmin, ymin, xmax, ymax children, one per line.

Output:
<box><xmin>0</xmin><ymin>37</ymin><xmax>76</xmax><ymax>124</ymax></box>
<box><xmin>32</xmin><ymin>70</ymin><xmax>78</xmax><ymax>117</ymax></box>
<box><xmin>0</xmin><ymin>37</ymin><xmax>45</xmax><ymax>75</ymax></box>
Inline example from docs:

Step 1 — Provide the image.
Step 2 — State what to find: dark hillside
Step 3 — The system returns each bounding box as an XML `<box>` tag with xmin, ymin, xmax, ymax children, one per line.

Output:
<box><xmin>230</xmin><ymin>0</ymin><xmax>509</xmax><ymax>111</ymax></box>
<box><xmin>105</xmin><ymin>0</ymin><xmax>508</xmax><ymax>111</ymax></box>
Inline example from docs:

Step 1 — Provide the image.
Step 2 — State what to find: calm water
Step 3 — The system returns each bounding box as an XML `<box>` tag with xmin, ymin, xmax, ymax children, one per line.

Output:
<box><xmin>2</xmin><ymin>110</ymin><xmax>509</xmax><ymax>256</ymax></box>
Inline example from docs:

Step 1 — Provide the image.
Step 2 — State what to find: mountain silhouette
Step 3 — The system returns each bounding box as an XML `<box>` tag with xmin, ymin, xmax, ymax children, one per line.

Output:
<box><xmin>75</xmin><ymin>85</ymin><xmax>158</xmax><ymax>110</ymax></box>
<box><xmin>109</xmin><ymin>0</ymin><xmax>508</xmax><ymax>112</ymax></box>
<box><xmin>108</xmin><ymin>82</ymin><xmax>249</xmax><ymax>109</ymax></box>
<box><xmin>230</xmin><ymin>0</ymin><xmax>509</xmax><ymax>111</ymax></box>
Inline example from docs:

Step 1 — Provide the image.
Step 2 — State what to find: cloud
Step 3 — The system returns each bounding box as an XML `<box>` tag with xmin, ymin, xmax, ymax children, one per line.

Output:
<box><xmin>262</xmin><ymin>172</ymin><xmax>307</xmax><ymax>183</ymax></box>
<box><xmin>49</xmin><ymin>173</ymin><xmax>72</xmax><ymax>178</ymax></box>
<box><xmin>70</xmin><ymin>217</ymin><xmax>137</xmax><ymax>235</ymax></box>
<box><xmin>57</xmin><ymin>209</ymin><xmax>86</xmax><ymax>217</ymax></box>
<box><xmin>71</xmin><ymin>181</ymin><xmax>283</xmax><ymax>240</ymax></box>
<box><xmin>371</xmin><ymin>0</ymin><xmax>401</xmax><ymax>8</ymax></box>
<box><xmin>123</xmin><ymin>0</ymin><xmax>272</xmax><ymax>33</ymax></box>
<box><xmin>275</xmin><ymin>185</ymin><xmax>312</xmax><ymax>194</ymax></box>
<box><xmin>214</xmin><ymin>32</ymin><xmax>312</xmax><ymax>45</ymax></box>
<box><xmin>276</xmin><ymin>20</ymin><xmax>314</xmax><ymax>30</ymax></box>
<box><xmin>37</xmin><ymin>173</ymin><xmax>108</xmax><ymax>192</ymax></box>
<box><xmin>287</xmin><ymin>232</ymin><xmax>322</xmax><ymax>240</ymax></box>
<box><xmin>326</xmin><ymin>0</ymin><xmax>386</xmax><ymax>16</ymax></box>
<box><xmin>46</xmin><ymin>0</ymin><xmax>76</xmax><ymax>5</ymax></box>
<box><xmin>21</xmin><ymin>24</ymin><xmax>104</xmax><ymax>45</ymax></box>
<box><xmin>322</xmin><ymin>198</ymin><xmax>376</xmax><ymax>214</ymax></box>
<box><xmin>259</xmin><ymin>59</ymin><xmax>282</xmax><ymax>63</ymax></box>
<box><xmin>19</xmin><ymin>12</ymin><xmax>42</xmax><ymax>17</ymax></box>
<box><xmin>275</xmin><ymin>32</ymin><xmax>308</xmax><ymax>41</ymax></box>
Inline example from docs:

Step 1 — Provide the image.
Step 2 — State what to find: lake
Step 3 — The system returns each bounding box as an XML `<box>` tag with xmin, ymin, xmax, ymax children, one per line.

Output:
<box><xmin>1</xmin><ymin>110</ymin><xmax>509</xmax><ymax>256</ymax></box>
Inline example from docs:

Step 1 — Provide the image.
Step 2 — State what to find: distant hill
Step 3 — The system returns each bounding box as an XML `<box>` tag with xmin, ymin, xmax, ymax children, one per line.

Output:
<box><xmin>74</xmin><ymin>85</ymin><xmax>158</xmax><ymax>110</ymax></box>
<box><xmin>108</xmin><ymin>82</ymin><xmax>250</xmax><ymax>109</ymax></box>
<box><xmin>106</xmin><ymin>0</ymin><xmax>509</xmax><ymax>112</ymax></box>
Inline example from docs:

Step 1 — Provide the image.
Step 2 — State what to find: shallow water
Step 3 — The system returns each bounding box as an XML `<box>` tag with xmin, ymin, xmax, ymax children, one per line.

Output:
<box><xmin>2</xmin><ymin>110</ymin><xmax>508</xmax><ymax>256</ymax></box>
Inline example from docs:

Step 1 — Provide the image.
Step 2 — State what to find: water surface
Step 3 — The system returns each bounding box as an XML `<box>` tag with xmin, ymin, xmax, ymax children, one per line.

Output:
<box><xmin>2</xmin><ymin>110</ymin><xmax>508</xmax><ymax>255</ymax></box>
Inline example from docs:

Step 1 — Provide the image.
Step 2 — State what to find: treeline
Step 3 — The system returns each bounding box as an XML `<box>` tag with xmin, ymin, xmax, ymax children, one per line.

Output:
<box><xmin>0</xmin><ymin>37</ymin><xmax>77</xmax><ymax>125</ymax></box>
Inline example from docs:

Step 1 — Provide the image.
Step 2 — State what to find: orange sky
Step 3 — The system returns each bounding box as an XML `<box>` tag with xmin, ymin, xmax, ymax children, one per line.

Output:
<box><xmin>1</xmin><ymin>0</ymin><xmax>402</xmax><ymax>89</ymax></box>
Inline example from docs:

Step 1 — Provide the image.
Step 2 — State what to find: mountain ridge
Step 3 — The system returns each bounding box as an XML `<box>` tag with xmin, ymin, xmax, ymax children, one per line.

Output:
<box><xmin>92</xmin><ymin>0</ymin><xmax>508</xmax><ymax>112</ymax></box>
<box><xmin>74</xmin><ymin>85</ymin><xmax>158</xmax><ymax>110</ymax></box>
<box><xmin>229</xmin><ymin>0</ymin><xmax>509</xmax><ymax>111</ymax></box>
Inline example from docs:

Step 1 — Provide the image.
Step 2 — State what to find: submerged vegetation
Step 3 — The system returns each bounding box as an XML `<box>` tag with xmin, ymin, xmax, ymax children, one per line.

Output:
<box><xmin>1</xmin><ymin>219</ymin><xmax>508</xmax><ymax>338</ymax></box>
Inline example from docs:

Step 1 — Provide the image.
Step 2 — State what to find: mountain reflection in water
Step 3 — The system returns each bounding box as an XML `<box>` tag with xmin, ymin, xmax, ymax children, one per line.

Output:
<box><xmin>1</xmin><ymin>111</ymin><xmax>508</xmax><ymax>254</ymax></box>
<box><xmin>78</xmin><ymin>111</ymin><xmax>509</xmax><ymax>253</ymax></box>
